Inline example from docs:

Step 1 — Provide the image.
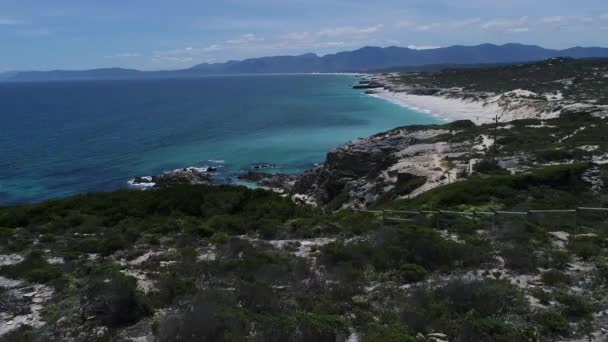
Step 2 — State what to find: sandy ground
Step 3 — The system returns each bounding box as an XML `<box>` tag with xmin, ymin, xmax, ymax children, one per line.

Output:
<box><xmin>369</xmin><ymin>87</ymin><xmax>559</xmax><ymax>125</ymax></box>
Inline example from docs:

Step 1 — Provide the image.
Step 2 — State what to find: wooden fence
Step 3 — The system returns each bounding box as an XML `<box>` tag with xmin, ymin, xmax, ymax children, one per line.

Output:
<box><xmin>356</xmin><ymin>207</ymin><xmax>608</xmax><ymax>236</ymax></box>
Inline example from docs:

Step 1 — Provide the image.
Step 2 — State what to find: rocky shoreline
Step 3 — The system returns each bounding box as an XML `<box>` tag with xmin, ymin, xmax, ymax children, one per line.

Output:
<box><xmin>129</xmin><ymin>167</ymin><xmax>213</xmax><ymax>189</ymax></box>
<box><xmin>130</xmin><ymin>58</ymin><xmax>608</xmax><ymax>210</ymax></box>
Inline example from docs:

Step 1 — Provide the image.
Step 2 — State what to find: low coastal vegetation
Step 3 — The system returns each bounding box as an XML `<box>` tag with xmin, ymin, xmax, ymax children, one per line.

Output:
<box><xmin>3</xmin><ymin>58</ymin><xmax>608</xmax><ymax>341</ymax></box>
<box><xmin>2</xmin><ymin>161</ymin><xmax>608</xmax><ymax>341</ymax></box>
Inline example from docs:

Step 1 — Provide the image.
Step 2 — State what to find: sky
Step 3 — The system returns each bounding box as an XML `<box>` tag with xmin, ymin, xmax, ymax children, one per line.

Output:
<box><xmin>0</xmin><ymin>0</ymin><xmax>607</xmax><ymax>71</ymax></box>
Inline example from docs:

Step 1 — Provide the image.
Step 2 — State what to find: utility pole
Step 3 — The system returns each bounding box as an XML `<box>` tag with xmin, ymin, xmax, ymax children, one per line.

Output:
<box><xmin>491</xmin><ymin>115</ymin><xmax>500</xmax><ymax>162</ymax></box>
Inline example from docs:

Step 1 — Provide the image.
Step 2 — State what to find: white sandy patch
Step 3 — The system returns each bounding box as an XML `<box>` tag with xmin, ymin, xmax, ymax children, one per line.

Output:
<box><xmin>371</xmin><ymin>89</ymin><xmax>558</xmax><ymax>125</ymax></box>
<box><xmin>267</xmin><ymin>238</ymin><xmax>336</xmax><ymax>258</ymax></box>
<box><xmin>388</xmin><ymin>141</ymin><xmax>464</xmax><ymax>198</ymax></box>
<box><xmin>0</xmin><ymin>254</ymin><xmax>23</xmax><ymax>267</ymax></box>
<box><xmin>578</xmin><ymin>145</ymin><xmax>599</xmax><ymax>152</ymax></box>
<box><xmin>473</xmin><ymin>134</ymin><xmax>494</xmax><ymax>152</ymax></box>
<box><xmin>370</xmin><ymin>90</ymin><xmax>497</xmax><ymax>124</ymax></box>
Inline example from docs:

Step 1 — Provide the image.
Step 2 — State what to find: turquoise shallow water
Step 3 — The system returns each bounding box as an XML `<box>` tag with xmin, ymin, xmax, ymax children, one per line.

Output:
<box><xmin>0</xmin><ymin>75</ymin><xmax>441</xmax><ymax>205</ymax></box>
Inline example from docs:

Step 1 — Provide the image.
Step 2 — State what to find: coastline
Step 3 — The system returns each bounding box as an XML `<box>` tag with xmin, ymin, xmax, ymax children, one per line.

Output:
<box><xmin>367</xmin><ymin>88</ymin><xmax>498</xmax><ymax>125</ymax></box>
<box><xmin>362</xmin><ymin>75</ymin><xmax>563</xmax><ymax>125</ymax></box>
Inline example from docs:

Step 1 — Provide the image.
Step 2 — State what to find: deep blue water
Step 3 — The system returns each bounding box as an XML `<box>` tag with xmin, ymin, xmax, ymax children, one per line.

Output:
<box><xmin>0</xmin><ymin>75</ymin><xmax>441</xmax><ymax>205</ymax></box>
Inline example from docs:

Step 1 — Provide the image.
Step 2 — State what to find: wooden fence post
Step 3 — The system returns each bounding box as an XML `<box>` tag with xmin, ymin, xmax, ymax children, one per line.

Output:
<box><xmin>573</xmin><ymin>208</ymin><xmax>579</xmax><ymax>238</ymax></box>
<box><xmin>434</xmin><ymin>211</ymin><xmax>440</xmax><ymax>229</ymax></box>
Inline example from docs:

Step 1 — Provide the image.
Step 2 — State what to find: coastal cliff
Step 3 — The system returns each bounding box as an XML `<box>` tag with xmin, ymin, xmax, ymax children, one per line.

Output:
<box><xmin>273</xmin><ymin>58</ymin><xmax>608</xmax><ymax>209</ymax></box>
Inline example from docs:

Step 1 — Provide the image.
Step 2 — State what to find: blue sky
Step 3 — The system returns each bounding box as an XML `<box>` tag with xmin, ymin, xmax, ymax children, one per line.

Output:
<box><xmin>1</xmin><ymin>0</ymin><xmax>607</xmax><ymax>71</ymax></box>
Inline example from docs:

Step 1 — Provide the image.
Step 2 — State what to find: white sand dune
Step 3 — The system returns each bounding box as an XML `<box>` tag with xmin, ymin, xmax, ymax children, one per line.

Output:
<box><xmin>369</xmin><ymin>87</ymin><xmax>559</xmax><ymax>125</ymax></box>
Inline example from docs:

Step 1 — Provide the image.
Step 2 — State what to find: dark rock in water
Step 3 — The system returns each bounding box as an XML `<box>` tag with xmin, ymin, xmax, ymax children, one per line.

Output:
<box><xmin>238</xmin><ymin>171</ymin><xmax>299</xmax><ymax>192</ymax></box>
<box><xmin>353</xmin><ymin>82</ymin><xmax>384</xmax><ymax>89</ymax></box>
<box><xmin>154</xmin><ymin>169</ymin><xmax>212</xmax><ymax>188</ymax></box>
<box><xmin>132</xmin><ymin>168</ymin><xmax>212</xmax><ymax>189</ymax></box>
<box><xmin>132</xmin><ymin>176</ymin><xmax>154</xmax><ymax>185</ymax></box>
<box><xmin>206</xmin><ymin>167</ymin><xmax>218</xmax><ymax>172</ymax></box>
<box><xmin>252</xmin><ymin>163</ymin><xmax>276</xmax><ymax>170</ymax></box>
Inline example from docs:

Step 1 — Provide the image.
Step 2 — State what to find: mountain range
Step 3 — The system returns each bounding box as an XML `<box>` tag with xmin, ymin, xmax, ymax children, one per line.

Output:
<box><xmin>3</xmin><ymin>43</ymin><xmax>608</xmax><ymax>82</ymax></box>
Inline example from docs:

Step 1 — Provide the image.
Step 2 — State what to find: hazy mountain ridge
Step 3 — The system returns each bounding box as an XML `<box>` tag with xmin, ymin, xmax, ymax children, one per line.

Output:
<box><xmin>4</xmin><ymin>43</ymin><xmax>608</xmax><ymax>82</ymax></box>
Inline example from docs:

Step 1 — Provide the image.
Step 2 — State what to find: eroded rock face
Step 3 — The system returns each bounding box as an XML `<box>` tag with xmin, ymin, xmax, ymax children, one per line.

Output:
<box><xmin>131</xmin><ymin>167</ymin><xmax>212</xmax><ymax>189</ymax></box>
<box><xmin>153</xmin><ymin>169</ymin><xmax>212</xmax><ymax>188</ymax></box>
<box><xmin>291</xmin><ymin>124</ymin><xmax>472</xmax><ymax>210</ymax></box>
<box><xmin>237</xmin><ymin>171</ymin><xmax>299</xmax><ymax>193</ymax></box>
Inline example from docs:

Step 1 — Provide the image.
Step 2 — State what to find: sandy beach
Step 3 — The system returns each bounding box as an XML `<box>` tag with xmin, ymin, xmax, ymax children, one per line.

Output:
<box><xmin>367</xmin><ymin>79</ymin><xmax>561</xmax><ymax>125</ymax></box>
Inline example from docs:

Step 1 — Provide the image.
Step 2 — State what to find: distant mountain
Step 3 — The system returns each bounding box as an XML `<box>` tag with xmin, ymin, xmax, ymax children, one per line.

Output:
<box><xmin>4</xmin><ymin>43</ymin><xmax>608</xmax><ymax>82</ymax></box>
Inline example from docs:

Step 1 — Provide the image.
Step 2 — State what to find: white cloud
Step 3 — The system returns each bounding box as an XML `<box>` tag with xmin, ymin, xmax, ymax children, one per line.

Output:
<box><xmin>481</xmin><ymin>16</ymin><xmax>528</xmax><ymax>30</ymax></box>
<box><xmin>317</xmin><ymin>24</ymin><xmax>383</xmax><ymax>38</ymax></box>
<box><xmin>225</xmin><ymin>33</ymin><xmax>264</xmax><ymax>45</ymax></box>
<box><xmin>508</xmin><ymin>27</ymin><xmax>529</xmax><ymax>33</ymax></box>
<box><xmin>105</xmin><ymin>52</ymin><xmax>141</xmax><ymax>58</ymax></box>
<box><xmin>0</xmin><ymin>18</ymin><xmax>23</xmax><ymax>25</ymax></box>
<box><xmin>541</xmin><ymin>16</ymin><xmax>565</xmax><ymax>24</ymax></box>
<box><xmin>397</xmin><ymin>18</ymin><xmax>481</xmax><ymax>32</ymax></box>
<box><xmin>282</xmin><ymin>31</ymin><xmax>313</xmax><ymax>42</ymax></box>
<box><xmin>541</xmin><ymin>16</ymin><xmax>594</xmax><ymax>25</ymax></box>
<box><xmin>413</xmin><ymin>24</ymin><xmax>435</xmax><ymax>31</ymax></box>
<box><xmin>278</xmin><ymin>24</ymin><xmax>383</xmax><ymax>50</ymax></box>
<box><xmin>407</xmin><ymin>44</ymin><xmax>441</xmax><ymax>50</ymax></box>
<box><xmin>17</xmin><ymin>28</ymin><xmax>52</xmax><ymax>36</ymax></box>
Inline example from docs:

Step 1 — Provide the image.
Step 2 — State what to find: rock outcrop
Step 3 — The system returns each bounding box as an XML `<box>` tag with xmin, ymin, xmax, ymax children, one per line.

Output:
<box><xmin>290</xmin><ymin>121</ymin><xmax>481</xmax><ymax>210</ymax></box>
<box><xmin>237</xmin><ymin>171</ymin><xmax>299</xmax><ymax>193</ymax></box>
<box><xmin>130</xmin><ymin>167</ymin><xmax>212</xmax><ymax>189</ymax></box>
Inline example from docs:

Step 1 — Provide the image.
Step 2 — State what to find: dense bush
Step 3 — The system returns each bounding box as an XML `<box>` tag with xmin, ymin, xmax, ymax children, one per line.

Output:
<box><xmin>502</xmin><ymin>245</ymin><xmax>538</xmax><ymax>273</ymax></box>
<box><xmin>473</xmin><ymin>160</ymin><xmax>507</xmax><ymax>175</ymax></box>
<box><xmin>398</xmin><ymin>264</ymin><xmax>428</xmax><ymax>283</ymax></box>
<box><xmin>362</xmin><ymin>323</ymin><xmax>415</xmax><ymax>342</ymax></box>
<box><xmin>0</xmin><ymin>251</ymin><xmax>62</xmax><ymax>283</ymax></box>
<box><xmin>398</xmin><ymin>278</ymin><xmax>529</xmax><ymax>338</ymax></box>
<box><xmin>555</xmin><ymin>292</ymin><xmax>594</xmax><ymax>320</ymax></box>
<box><xmin>83</xmin><ymin>268</ymin><xmax>151</xmax><ymax>328</ymax></box>
<box><xmin>458</xmin><ymin>317</ymin><xmax>529</xmax><ymax>342</ymax></box>
<box><xmin>395</xmin><ymin>163</ymin><xmax>591</xmax><ymax>210</ymax></box>
<box><xmin>541</xmin><ymin>269</ymin><xmax>572</xmax><ymax>287</ymax></box>
<box><xmin>538</xmin><ymin>310</ymin><xmax>570</xmax><ymax>336</ymax></box>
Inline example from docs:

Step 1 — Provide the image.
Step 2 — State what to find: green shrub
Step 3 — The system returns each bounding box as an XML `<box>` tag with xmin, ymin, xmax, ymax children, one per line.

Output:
<box><xmin>502</xmin><ymin>245</ymin><xmax>537</xmax><ymax>273</ymax></box>
<box><xmin>0</xmin><ymin>251</ymin><xmax>62</xmax><ymax>283</ymax></box>
<box><xmin>209</xmin><ymin>232</ymin><xmax>229</xmax><ymax>245</ymax></box>
<box><xmin>207</xmin><ymin>214</ymin><xmax>247</xmax><ymax>234</ymax></box>
<box><xmin>84</xmin><ymin>270</ymin><xmax>151</xmax><ymax>328</ymax></box>
<box><xmin>547</xmin><ymin>250</ymin><xmax>571</xmax><ymax>270</ymax></box>
<box><xmin>570</xmin><ymin>240</ymin><xmax>601</xmax><ymax>261</ymax></box>
<box><xmin>99</xmin><ymin>234</ymin><xmax>127</xmax><ymax>256</ymax></box>
<box><xmin>538</xmin><ymin>310</ymin><xmax>570</xmax><ymax>336</ymax></box>
<box><xmin>541</xmin><ymin>269</ymin><xmax>572</xmax><ymax>287</ymax></box>
<box><xmin>257</xmin><ymin>218</ymin><xmax>282</xmax><ymax>239</ymax></box>
<box><xmin>536</xmin><ymin>149</ymin><xmax>575</xmax><ymax>162</ymax></box>
<box><xmin>473</xmin><ymin>160</ymin><xmax>507</xmax><ymax>174</ymax></box>
<box><xmin>459</xmin><ymin>317</ymin><xmax>528</xmax><ymax>342</ymax></box>
<box><xmin>398</xmin><ymin>264</ymin><xmax>428</xmax><ymax>283</ymax></box>
<box><xmin>555</xmin><ymin>292</ymin><xmax>593</xmax><ymax>320</ymax></box>
<box><xmin>529</xmin><ymin>288</ymin><xmax>552</xmax><ymax>306</ymax></box>
<box><xmin>184</xmin><ymin>223</ymin><xmax>214</xmax><ymax>238</ymax></box>
<box><xmin>362</xmin><ymin>323</ymin><xmax>415</xmax><ymax>342</ymax></box>
<box><xmin>438</xmin><ymin>278</ymin><xmax>528</xmax><ymax>317</ymax></box>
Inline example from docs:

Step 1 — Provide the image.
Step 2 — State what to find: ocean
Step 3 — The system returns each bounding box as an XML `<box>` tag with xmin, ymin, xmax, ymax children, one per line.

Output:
<box><xmin>0</xmin><ymin>75</ymin><xmax>441</xmax><ymax>205</ymax></box>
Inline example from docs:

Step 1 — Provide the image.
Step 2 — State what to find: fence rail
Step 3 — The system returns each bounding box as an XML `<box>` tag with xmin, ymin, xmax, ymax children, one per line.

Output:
<box><xmin>355</xmin><ymin>207</ymin><xmax>608</xmax><ymax>237</ymax></box>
